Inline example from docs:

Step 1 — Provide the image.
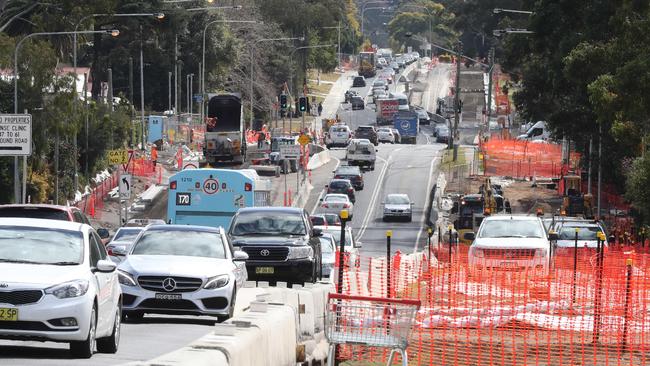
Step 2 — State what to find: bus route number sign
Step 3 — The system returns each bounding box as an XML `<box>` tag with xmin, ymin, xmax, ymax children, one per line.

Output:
<box><xmin>175</xmin><ymin>192</ymin><xmax>191</xmax><ymax>206</ymax></box>
<box><xmin>203</xmin><ymin>178</ymin><xmax>219</xmax><ymax>194</ymax></box>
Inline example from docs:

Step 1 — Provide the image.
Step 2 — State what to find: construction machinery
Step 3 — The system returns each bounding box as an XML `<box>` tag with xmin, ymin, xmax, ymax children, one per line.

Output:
<box><xmin>454</xmin><ymin>178</ymin><xmax>511</xmax><ymax>244</ymax></box>
<box><xmin>560</xmin><ymin>174</ymin><xmax>594</xmax><ymax>218</ymax></box>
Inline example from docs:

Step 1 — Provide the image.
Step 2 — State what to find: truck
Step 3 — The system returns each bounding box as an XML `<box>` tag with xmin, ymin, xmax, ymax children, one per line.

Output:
<box><xmin>375</xmin><ymin>98</ymin><xmax>399</xmax><ymax>126</ymax></box>
<box><xmin>393</xmin><ymin>111</ymin><xmax>419</xmax><ymax>144</ymax></box>
<box><xmin>167</xmin><ymin>168</ymin><xmax>271</xmax><ymax>229</ymax></box>
<box><xmin>203</xmin><ymin>93</ymin><xmax>244</xmax><ymax>165</ymax></box>
<box><xmin>358</xmin><ymin>51</ymin><xmax>376</xmax><ymax>78</ymax></box>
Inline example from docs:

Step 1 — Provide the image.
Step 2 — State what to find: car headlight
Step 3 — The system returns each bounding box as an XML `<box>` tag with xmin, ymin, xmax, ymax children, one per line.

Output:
<box><xmin>45</xmin><ymin>279</ymin><xmax>89</xmax><ymax>299</ymax></box>
<box><xmin>287</xmin><ymin>246</ymin><xmax>313</xmax><ymax>260</ymax></box>
<box><xmin>204</xmin><ymin>274</ymin><xmax>230</xmax><ymax>290</ymax></box>
<box><xmin>471</xmin><ymin>248</ymin><xmax>484</xmax><ymax>258</ymax></box>
<box><xmin>118</xmin><ymin>270</ymin><xmax>136</xmax><ymax>286</ymax></box>
<box><xmin>536</xmin><ymin>249</ymin><xmax>547</xmax><ymax>257</ymax></box>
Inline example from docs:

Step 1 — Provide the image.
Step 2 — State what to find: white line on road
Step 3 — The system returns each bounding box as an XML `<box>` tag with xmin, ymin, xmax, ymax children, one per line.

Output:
<box><xmin>414</xmin><ymin>156</ymin><xmax>440</xmax><ymax>254</ymax></box>
<box><xmin>357</xmin><ymin>149</ymin><xmax>401</xmax><ymax>239</ymax></box>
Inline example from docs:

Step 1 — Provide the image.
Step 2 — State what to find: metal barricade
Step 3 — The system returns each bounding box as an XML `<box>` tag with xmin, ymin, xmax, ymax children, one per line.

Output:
<box><xmin>325</xmin><ymin>293</ymin><xmax>420</xmax><ymax>366</ymax></box>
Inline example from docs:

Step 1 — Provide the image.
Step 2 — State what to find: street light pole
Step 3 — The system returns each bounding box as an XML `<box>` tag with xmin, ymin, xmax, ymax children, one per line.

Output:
<box><xmin>15</xmin><ymin>29</ymin><xmax>119</xmax><ymax>204</ymax></box>
<box><xmin>202</xmin><ymin>20</ymin><xmax>257</xmax><ymax>125</ymax></box>
<box><xmin>249</xmin><ymin>37</ymin><xmax>303</xmax><ymax>130</ymax></box>
<box><xmin>140</xmin><ymin>25</ymin><xmax>146</xmax><ymax>149</ymax></box>
<box><xmin>452</xmin><ymin>41</ymin><xmax>462</xmax><ymax>158</ymax></box>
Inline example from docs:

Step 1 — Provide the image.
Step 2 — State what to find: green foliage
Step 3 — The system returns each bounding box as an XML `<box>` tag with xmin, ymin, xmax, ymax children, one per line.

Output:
<box><xmin>387</xmin><ymin>2</ymin><xmax>456</xmax><ymax>52</ymax></box>
<box><xmin>626</xmin><ymin>154</ymin><xmax>650</xmax><ymax>224</ymax></box>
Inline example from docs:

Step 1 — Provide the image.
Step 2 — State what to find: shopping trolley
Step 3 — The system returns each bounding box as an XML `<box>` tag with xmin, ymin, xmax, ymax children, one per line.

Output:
<box><xmin>325</xmin><ymin>293</ymin><xmax>420</xmax><ymax>366</ymax></box>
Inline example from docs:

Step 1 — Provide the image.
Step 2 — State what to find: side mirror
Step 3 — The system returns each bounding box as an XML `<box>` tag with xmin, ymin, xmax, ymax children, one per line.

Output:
<box><xmin>97</xmin><ymin>228</ymin><xmax>110</xmax><ymax>240</ymax></box>
<box><xmin>463</xmin><ymin>232</ymin><xmax>476</xmax><ymax>241</ymax></box>
<box><xmin>354</xmin><ymin>240</ymin><xmax>363</xmax><ymax>249</ymax></box>
<box><xmin>110</xmin><ymin>246</ymin><xmax>128</xmax><ymax>256</ymax></box>
<box><xmin>96</xmin><ymin>259</ymin><xmax>117</xmax><ymax>273</ymax></box>
<box><xmin>313</xmin><ymin>228</ymin><xmax>323</xmax><ymax>237</ymax></box>
<box><xmin>548</xmin><ymin>232</ymin><xmax>559</xmax><ymax>241</ymax></box>
<box><xmin>233</xmin><ymin>250</ymin><xmax>249</xmax><ymax>261</ymax></box>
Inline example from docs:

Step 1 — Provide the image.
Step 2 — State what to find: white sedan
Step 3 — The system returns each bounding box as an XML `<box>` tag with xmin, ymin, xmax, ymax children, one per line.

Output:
<box><xmin>377</xmin><ymin>128</ymin><xmax>395</xmax><ymax>143</ymax></box>
<box><xmin>0</xmin><ymin>218</ymin><xmax>122</xmax><ymax>358</ymax></box>
<box><xmin>318</xmin><ymin>194</ymin><xmax>355</xmax><ymax>220</ymax></box>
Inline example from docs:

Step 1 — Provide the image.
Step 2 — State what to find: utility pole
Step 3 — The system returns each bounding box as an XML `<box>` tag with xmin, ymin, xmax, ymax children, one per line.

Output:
<box><xmin>337</xmin><ymin>20</ymin><xmax>341</xmax><ymax>70</ymax></box>
<box><xmin>139</xmin><ymin>25</ymin><xmax>146</xmax><ymax>149</ymax></box>
<box><xmin>83</xmin><ymin>72</ymin><xmax>89</xmax><ymax>176</ymax></box>
<box><xmin>168</xmin><ymin>71</ymin><xmax>172</xmax><ymax>113</ymax></box>
<box><xmin>597</xmin><ymin>124</ymin><xmax>602</xmax><ymax>218</ymax></box>
<box><xmin>108</xmin><ymin>68</ymin><xmax>114</xmax><ymax>150</ymax></box>
<box><xmin>174</xmin><ymin>35</ymin><xmax>179</xmax><ymax>140</ymax></box>
<box><xmin>486</xmin><ymin>47</ymin><xmax>495</xmax><ymax>133</ymax></box>
<box><xmin>452</xmin><ymin>41</ymin><xmax>462</xmax><ymax>159</ymax></box>
<box><xmin>129</xmin><ymin>57</ymin><xmax>134</xmax><ymax>108</ymax></box>
<box><xmin>587</xmin><ymin>138</ymin><xmax>593</xmax><ymax>195</ymax></box>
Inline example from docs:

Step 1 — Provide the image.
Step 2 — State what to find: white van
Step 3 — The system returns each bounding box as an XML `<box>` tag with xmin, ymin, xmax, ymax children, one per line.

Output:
<box><xmin>517</xmin><ymin>121</ymin><xmax>551</xmax><ymax>141</ymax></box>
<box><xmin>326</xmin><ymin>124</ymin><xmax>352</xmax><ymax>148</ymax></box>
<box><xmin>389</xmin><ymin>92</ymin><xmax>409</xmax><ymax>111</ymax></box>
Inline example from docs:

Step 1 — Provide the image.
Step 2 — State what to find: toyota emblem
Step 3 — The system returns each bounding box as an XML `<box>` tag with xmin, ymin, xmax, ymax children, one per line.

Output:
<box><xmin>162</xmin><ymin>278</ymin><xmax>177</xmax><ymax>292</ymax></box>
<box><xmin>260</xmin><ymin>249</ymin><xmax>270</xmax><ymax>257</ymax></box>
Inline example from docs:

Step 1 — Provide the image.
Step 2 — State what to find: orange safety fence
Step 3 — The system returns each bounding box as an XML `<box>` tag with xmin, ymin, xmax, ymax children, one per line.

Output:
<box><xmin>482</xmin><ymin>136</ymin><xmax>580</xmax><ymax>179</ymax></box>
<box><xmin>333</xmin><ymin>242</ymin><xmax>650</xmax><ymax>365</ymax></box>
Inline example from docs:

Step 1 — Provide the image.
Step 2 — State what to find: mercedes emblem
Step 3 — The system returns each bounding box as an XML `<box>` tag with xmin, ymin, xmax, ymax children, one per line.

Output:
<box><xmin>162</xmin><ymin>277</ymin><xmax>177</xmax><ymax>292</ymax></box>
<box><xmin>260</xmin><ymin>249</ymin><xmax>270</xmax><ymax>257</ymax></box>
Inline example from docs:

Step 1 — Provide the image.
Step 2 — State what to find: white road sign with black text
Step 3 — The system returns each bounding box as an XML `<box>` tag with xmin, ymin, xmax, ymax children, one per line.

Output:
<box><xmin>0</xmin><ymin>114</ymin><xmax>31</xmax><ymax>156</ymax></box>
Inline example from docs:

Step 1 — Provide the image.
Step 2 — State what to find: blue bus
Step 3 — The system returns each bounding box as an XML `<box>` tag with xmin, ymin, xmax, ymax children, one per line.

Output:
<box><xmin>167</xmin><ymin>168</ymin><xmax>271</xmax><ymax>229</ymax></box>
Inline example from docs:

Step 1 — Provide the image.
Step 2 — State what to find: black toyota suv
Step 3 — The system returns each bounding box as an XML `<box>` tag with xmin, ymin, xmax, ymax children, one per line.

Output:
<box><xmin>355</xmin><ymin>125</ymin><xmax>378</xmax><ymax>145</ymax></box>
<box><xmin>228</xmin><ymin>207</ymin><xmax>322</xmax><ymax>284</ymax></box>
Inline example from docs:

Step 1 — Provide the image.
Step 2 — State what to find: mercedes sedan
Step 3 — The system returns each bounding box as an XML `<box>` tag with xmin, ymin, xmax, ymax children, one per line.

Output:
<box><xmin>117</xmin><ymin>225</ymin><xmax>248</xmax><ymax>322</ymax></box>
<box><xmin>0</xmin><ymin>218</ymin><xmax>121</xmax><ymax>358</ymax></box>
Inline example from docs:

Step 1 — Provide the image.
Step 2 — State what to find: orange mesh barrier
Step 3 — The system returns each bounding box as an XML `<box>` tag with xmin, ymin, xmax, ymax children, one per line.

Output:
<box><xmin>482</xmin><ymin>137</ymin><xmax>579</xmax><ymax>179</ymax></box>
<box><xmin>334</xmin><ymin>244</ymin><xmax>650</xmax><ymax>365</ymax></box>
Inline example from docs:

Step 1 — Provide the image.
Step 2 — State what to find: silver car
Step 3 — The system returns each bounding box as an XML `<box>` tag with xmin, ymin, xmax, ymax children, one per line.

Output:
<box><xmin>117</xmin><ymin>225</ymin><xmax>248</xmax><ymax>321</ymax></box>
<box><xmin>382</xmin><ymin>193</ymin><xmax>414</xmax><ymax>221</ymax></box>
<box><xmin>107</xmin><ymin>227</ymin><xmax>144</xmax><ymax>263</ymax></box>
<box><xmin>319</xmin><ymin>233</ymin><xmax>337</xmax><ymax>277</ymax></box>
<box><xmin>318</xmin><ymin>193</ymin><xmax>355</xmax><ymax>219</ymax></box>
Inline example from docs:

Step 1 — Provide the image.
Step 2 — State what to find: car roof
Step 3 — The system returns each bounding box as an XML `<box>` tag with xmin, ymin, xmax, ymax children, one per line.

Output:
<box><xmin>483</xmin><ymin>214</ymin><xmax>542</xmax><ymax>222</ymax></box>
<box><xmin>237</xmin><ymin>207</ymin><xmax>304</xmax><ymax>214</ymax></box>
<box><xmin>143</xmin><ymin>224</ymin><xmax>222</xmax><ymax>233</ymax></box>
<box><xmin>330</xmin><ymin>178</ymin><xmax>352</xmax><ymax>183</ymax></box>
<box><xmin>0</xmin><ymin>204</ymin><xmax>76</xmax><ymax>212</ymax></box>
<box><xmin>0</xmin><ymin>217</ymin><xmax>85</xmax><ymax>231</ymax></box>
<box><xmin>387</xmin><ymin>193</ymin><xmax>409</xmax><ymax>199</ymax></box>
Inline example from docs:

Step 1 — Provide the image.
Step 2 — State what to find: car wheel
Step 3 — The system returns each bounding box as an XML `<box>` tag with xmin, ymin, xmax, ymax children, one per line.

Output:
<box><xmin>97</xmin><ymin>303</ymin><xmax>121</xmax><ymax>354</ymax></box>
<box><xmin>70</xmin><ymin>305</ymin><xmax>96</xmax><ymax>358</ymax></box>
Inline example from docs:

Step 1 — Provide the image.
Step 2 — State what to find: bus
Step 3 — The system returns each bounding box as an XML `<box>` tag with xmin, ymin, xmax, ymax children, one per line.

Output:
<box><xmin>167</xmin><ymin>168</ymin><xmax>271</xmax><ymax>229</ymax></box>
<box><xmin>358</xmin><ymin>51</ymin><xmax>376</xmax><ymax>78</ymax></box>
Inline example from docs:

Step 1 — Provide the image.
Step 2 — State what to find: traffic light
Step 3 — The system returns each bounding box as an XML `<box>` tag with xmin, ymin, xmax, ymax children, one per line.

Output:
<box><xmin>298</xmin><ymin>96</ymin><xmax>307</xmax><ymax>112</ymax></box>
<box><xmin>280</xmin><ymin>94</ymin><xmax>287</xmax><ymax>110</ymax></box>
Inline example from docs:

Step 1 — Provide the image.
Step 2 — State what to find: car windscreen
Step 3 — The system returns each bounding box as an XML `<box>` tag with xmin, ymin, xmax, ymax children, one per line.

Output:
<box><xmin>230</xmin><ymin>212</ymin><xmax>306</xmax><ymax>236</ymax></box>
<box><xmin>478</xmin><ymin>219</ymin><xmax>544</xmax><ymax>238</ymax></box>
<box><xmin>323</xmin><ymin>215</ymin><xmax>341</xmax><ymax>225</ymax></box>
<box><xmin>329</xmin><ymin>180</ymin><xmax>349</xmax><ymax>189</ymax></box>
<box><xmin>319</xmin><ymin>237</ymin><xmax>336</xmax><ymax>253</ymax></box>
<box><xmin>559</xmin><ymin>226</ymin><xmax>600</xmax><ymax>240</ymax></box>
<box><xmin>0</xmin><ymin>207</ymin><xmax>70</xmax><ymax>221</ymax></box>
<box><xmin>386</xmin><ymin>195</ymin><xmax>409</xmax><ymax>204</ymax></box>
<box><xmin>0</xmin><ymin>226</ymin><xmax>83</xmax><ymax>265</ymax></box>
<box><xmin>331</xmin><ymin>127</ymin><xmax>348</xmax><ymax>133</ymax></box>
<box><xmin>310</xmin><ymin>216</ymin><xmax>326</xmax><ymax>226</ymax></box>
<box><xmin>131</xmin><ymin>230</ymin><xmax>226</xmax><ymax>258</ymax></box>
<box><xmin>324</xmin><ymin>229</ymin><xmax>352</xmax><ymax>247</ymax></box>
<box><xmin>113</xmin><ymin>228</ymin><xmax>143</xmax><ymax>242</ymax></box>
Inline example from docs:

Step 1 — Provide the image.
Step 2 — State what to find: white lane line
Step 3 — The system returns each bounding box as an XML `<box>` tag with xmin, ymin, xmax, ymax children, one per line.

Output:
<box><xmin>414</xmin><ymin>156</ymin><xmax>440</xmax><ymax>254</ymax></box>
<box><xmin>309</xmin><ymin>156</ymin><xmax>341</xmax><ymax>215</ymax></box>
<box><xmin>357</xmin><ymin>148</ymin><xmax>402</xmax><ymax>239</ymax></box>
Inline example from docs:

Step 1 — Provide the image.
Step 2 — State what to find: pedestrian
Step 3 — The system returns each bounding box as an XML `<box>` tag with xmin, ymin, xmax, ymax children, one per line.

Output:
<box><xmin>151</xmin><ymin>146</ymin><xmax>158</xmax><ymax>170</ymax></box>
<box><xmin>317</xmin><ymin>102</ymin><xmax>323</xmax><ymax>116</ymax></box>
<box><xmin>257</xmin><ymin>131</ymin><xmax>266</xmax><ymax>148</ymax></box>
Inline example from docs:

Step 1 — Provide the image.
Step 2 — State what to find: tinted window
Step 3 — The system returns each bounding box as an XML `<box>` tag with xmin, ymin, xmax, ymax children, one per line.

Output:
<box><xmin>93</xmin><ymin>232</ymin><xmax>108</xmax><ymax>259</ymax></box>
<box><xmin>0</xmin><ymin>226</ymin><xmax>83</xmax><ymax>265</ymax></box>
<box><xmin>113</xmin><ymin>228</ymin><xmax>143</xmax><ymax>242</ymax></box>
<box><xmin>559</xmin><ymin>226</ymin><xmax>600</xmax><ymax>240</ymax></box>
<box><xmin>310</xmin><ymin>216</ymin><xmax>326</xmax><ymax>226</ymax></box>
<box><xmin>230</xmin><ymin>211</ymin><xmax>307</xmax><ymax>236</ymax></box>
<box><xmin>386</xmin><ymin>195</ymin><xmax>410</xmax><ymax>204</ymax></box>
<box><xmin>319</xmin><ymin>237</ymin><xmax>336</xmax><ymax>253</ymax></box>
<box><xmin>89</xmin><ymin>233</ymin><xmax>102</xmax><ymax>267</ymax></box>
<box><xmin>132</xmin><ymin>229</ymin><xmax>226</xmax><ymax>259</ymax></box>
<box><xmin>0</xmin><ymin>207</ymin><xmax>70</xmax><ymax>221</ymax></box>
<box><xmin>329</xmin><ymin>180</ymin><xmax>349</xmax><ymax>189</ymax></box>
<box><xmin>72</xmin><ymin>211</ymin><xmax>85</xmax><ymax>223</ymax></box>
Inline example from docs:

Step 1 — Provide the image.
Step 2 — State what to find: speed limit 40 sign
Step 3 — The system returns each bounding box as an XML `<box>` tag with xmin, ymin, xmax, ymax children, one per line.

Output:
<box><xmin>203</xmin><ymin>178</ymin><xmax>220</xmax><ymax>194</ymax></box>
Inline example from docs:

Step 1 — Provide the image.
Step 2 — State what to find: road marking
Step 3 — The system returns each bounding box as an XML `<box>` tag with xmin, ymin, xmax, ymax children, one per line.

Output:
<box><xmin>309</xmin><ymin>155</ymin><xmax>341</xmax><ymax>215</ymax></box>
<box><xmin>414</xmin><ymin>156</ymin><xmax>440</xmax><ymax>254</ymax></box>
<box><xmin>357</xmin><ymin>148</ymin><xmax>402</xmax><ymax>239</ymax></box>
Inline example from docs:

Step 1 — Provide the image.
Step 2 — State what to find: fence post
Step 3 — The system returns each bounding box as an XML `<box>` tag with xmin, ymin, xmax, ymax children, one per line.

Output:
<box><xmin>448</xmin><ymin>224</ymin><xmax>453</xmax><ymax>309</ymax></box>
<box><xmin>592</xmin><ymin>232</ymin><xmax>606</xmax><ymax>343</ymax></box>
<box><xmin>622</xmin><ymin>258</ymin><xmax>633</xmax><ymax>350</ymax></box>
<box><xmin>386</xmin><ymin>230</ymin><xmax>392</xmax><ymax>298</ymax></box>
<box><xmin>427</xmin><ymin>227</ymin><xmax>433</xmax><ymax>268</ymax></box>
<box><xmin>572</xmin><ymin>228</ymin><xmax>579</xmax><ymax>304</ymax></box>
<box><xmin>334</xmin><ymin>209</ymin><xmax>349</xmax><ymax>366</ymax></box>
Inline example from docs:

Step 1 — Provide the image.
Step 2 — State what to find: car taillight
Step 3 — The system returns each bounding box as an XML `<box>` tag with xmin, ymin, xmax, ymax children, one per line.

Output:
<box><xmin>170</xmin><ymin>181</ymin><xmax>177</xmax><ymax>190</ymax></box>
<box><xmin>244</xmin><ymin>182</ymin><xmax>252</xmax><ymax>191</ymax></box>
<box><xmin>322</xmin><ymin>203</ymin><xmax>329</xmax><ymax>208</ymax></box>
<box><xmin>348</xmin><ymin>188</ymin><xmax>354</xmax><ymax>193</ymax></box>
<box><xmin>343</xmin><ymin>203</ymin><xmax>350</xmax><ymax>208</ymax></box>
<box><xmin>107</xmin><ymin>247</ymin><xmax>114</xmax><ymax>256</ymax></box>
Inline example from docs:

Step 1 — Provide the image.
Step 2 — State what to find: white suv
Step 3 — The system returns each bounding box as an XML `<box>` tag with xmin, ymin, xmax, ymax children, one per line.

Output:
<box><xmin>467</xmin><ymin>215</ymin><xmax>552</xmax><ymax>276</ymax></box>
<box><xmin>326</xmin><ymin>124</ymin><xmax>352</xmax><ymax>148</ymax></box>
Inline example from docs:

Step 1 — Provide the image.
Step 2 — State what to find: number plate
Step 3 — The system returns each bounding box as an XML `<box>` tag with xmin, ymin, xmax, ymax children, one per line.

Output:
<box><xmin>255</xmin><ymin>267</ymin><xmax>274</xmax><ymax>274</ymax></box>
<box><xmin>0</xmin><ymin>308</ymin><xmax>18</xmax><ymax>321</ymax></box>
<box><xmin>155</xmin><ymin>293</ymin><xmax>182</xmax><ymax>300</ymax></box>
<box><xmin>500</xmin><ymin>261</ymin><xmax>517</xmax><ymax>268</ymax></box>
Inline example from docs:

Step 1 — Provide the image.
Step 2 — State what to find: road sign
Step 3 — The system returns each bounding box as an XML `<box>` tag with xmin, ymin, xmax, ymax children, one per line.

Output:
<box><xmin>119</xmin><ymin>174</ymin><xmax>132</xmax><ymax>200</ymax></box>
<box><xmin>0</xmin><ymin>114</ymin><xmax>31</xmax><ymax>156</ymax></box>
<box><xmin>279</xmin><ymin>145</ymin><xmax>301</xmax><ymax>160</ymax></box>
<box><xmin>298</xmin><ymin>134</ymin><xmax>311</xmax><ymax>146</ymax></box>
<box><xmin>107</xmin><ymin>149</ymin><xmax>129</xmax><ymax>165</ymax></box>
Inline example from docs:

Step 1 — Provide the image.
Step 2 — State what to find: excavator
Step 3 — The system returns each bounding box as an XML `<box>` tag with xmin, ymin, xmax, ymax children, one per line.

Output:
<box><xmin>454</xmin><ymin>177</ymin><xmax>511</xmax><ymax>244</ymax></box>
<box><xmin>560</xmin><ymin>174</ymin><xmax>594</xmax><ymax>218</ymax></box>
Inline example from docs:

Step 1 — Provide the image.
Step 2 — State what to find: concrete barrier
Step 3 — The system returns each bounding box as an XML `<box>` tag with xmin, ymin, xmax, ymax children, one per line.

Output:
<box><xmin>249</xmin><ymin>165</ymin><xmax>281</xmax><ymax>177</ymax></box>
<box><xmin>307</xmin><ymin>149</ymin><xmax>331</xmax><ymax>170</ymax></box>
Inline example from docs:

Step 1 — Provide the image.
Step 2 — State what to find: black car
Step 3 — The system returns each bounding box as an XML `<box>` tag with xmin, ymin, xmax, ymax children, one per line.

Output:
<box><xmin>350</xmin><ymin>96</ymin><xmax>365</xmax><ymax>110</ymax></box>
<box><xmin>344</xmin><ymin>90</ymin><xmax>358</xmax><ymax>103</ymax></box>
<box><xmin>434</xmin><ymin>125</ymin><xmax>451</xmax><ymax>143</ymax></box>
<box><xmin>333</xmin><ymin>165</ymin><xmax>364</xmax><ymax>190</ymax></box>
<box><xmin>228</xmin><ymin>207</ymin><xmax>322</xmax><ymax>284</ymax></box>
<box><xmin>355</xmin><ymin>125</ymin><xmax>378</xmax><ymax>145</ymax></box>
<box><xmin>326</xmin><ymin>179</ymin><xmax>356</xmax><ymax>203</ymax></box>
<box><xmin>352</xmin><ymin>76</ymin><xmax>366</xmax><ymax>87</ymax></box>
